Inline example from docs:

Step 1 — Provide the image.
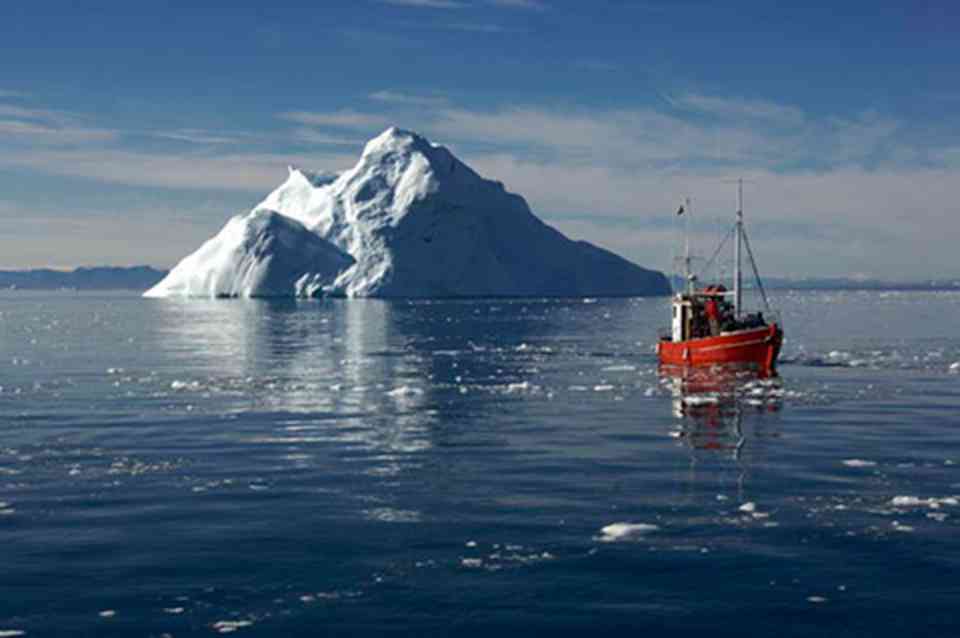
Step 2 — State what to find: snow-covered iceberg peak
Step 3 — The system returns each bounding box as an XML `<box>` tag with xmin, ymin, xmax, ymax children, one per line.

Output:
<box><xmin>146</xmin><ymin>127</ymin><xmax>670</xmax><ymax>299</ymax></box>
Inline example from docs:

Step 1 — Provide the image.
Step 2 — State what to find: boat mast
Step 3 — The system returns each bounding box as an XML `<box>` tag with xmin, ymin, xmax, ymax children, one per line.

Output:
<box><xmin>684</xmin><ymin>196</ymin><xmax>692</xmax><ymax>295</ymax></box>
<box><xmin>734</xmin><ymin>179</ymin><xmax>743</xmax><ymax>317</ymax></box>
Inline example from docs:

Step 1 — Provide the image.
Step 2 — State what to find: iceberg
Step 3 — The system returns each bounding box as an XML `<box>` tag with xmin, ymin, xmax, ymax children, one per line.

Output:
<box><xmin>146</xmin><ymin>127</ymin><xmax>670</xmax><ymax>298</ymax></box>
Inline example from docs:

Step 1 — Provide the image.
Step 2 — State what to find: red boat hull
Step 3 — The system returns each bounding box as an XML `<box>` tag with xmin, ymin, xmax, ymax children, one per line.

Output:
<box><xmin>657</xmin><ymin>324</ymin><xmax>782</xmax><ymax>372</ymax></box>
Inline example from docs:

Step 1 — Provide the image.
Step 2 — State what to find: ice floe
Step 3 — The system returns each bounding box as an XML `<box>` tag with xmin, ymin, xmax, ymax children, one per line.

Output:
<box><xmin>843</xmin><ymin>459</ymin><xmax>878</xmax><ymax>468</ymax></box>
<box><xmin>598</xmin><ymin>522</ymin><xmax>660</xmax><ymax>542</ymax></box>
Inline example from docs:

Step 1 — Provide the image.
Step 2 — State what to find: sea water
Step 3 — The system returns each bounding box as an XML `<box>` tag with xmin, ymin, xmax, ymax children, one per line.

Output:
<box><xmin>1</xmin><ymin>290</ymin><xmax>959</xmax><ymax>636</ymax></box>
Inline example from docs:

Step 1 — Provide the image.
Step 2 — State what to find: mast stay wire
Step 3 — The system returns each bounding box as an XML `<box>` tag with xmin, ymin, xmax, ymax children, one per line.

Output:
<box><xmin>740</xmin><ymin>226</ymin><xmax>772</xmax><ymax>314</ymax></box>
<box><xmin>696</xmin><ymin>225</ymin><xmax>736</xmax><ymax>281</ymax></box>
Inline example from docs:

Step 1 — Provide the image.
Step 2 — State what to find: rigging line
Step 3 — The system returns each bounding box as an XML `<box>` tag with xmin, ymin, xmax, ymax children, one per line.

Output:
<box><xmin>697</xmin><ymin>225</ymin><xmax>736</xmax><ymax>278</ymax></box>
<box><xmin>740</xmin><ymin>225</ymin><xmax>772</xmax><ymax>313</ymax></box>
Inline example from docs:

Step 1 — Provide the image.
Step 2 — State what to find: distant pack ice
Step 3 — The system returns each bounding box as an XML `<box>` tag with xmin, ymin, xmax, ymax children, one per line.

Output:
<box><xmin>145</xmin><ymin>127</ymin><xmax>670</xmax><ymax>298</ymax></box>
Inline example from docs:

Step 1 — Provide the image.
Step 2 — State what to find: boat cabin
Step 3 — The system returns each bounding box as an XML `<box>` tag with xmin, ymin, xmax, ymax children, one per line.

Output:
<box><xmin>669</xmin><ymin>284</ymin><xmax>766</xmax><ymax>342</ymax></box>
<box><xmin>671</xmin><ymin>285</ymin><xmax>731</xmax><ymax>341</ymax></box>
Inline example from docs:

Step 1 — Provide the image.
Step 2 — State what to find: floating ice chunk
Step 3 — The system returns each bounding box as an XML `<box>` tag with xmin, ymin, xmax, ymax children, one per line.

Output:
<box><xmin>593</xmin><ymin>384</ymin><xmax>615</xmax><ymax>392</ymax></box>
<box><xmin>163</xmin><ymin>607</ymin><xmax>185</xmax><ymax>614</ymax></box>
<box><xmin>98</xmin><ymin>610</ymin><xmax>116</xmax><ymax>618</ymax></box>
<box><xmin>890</xmin><ymin>495</ymin><xmax>958</xmax><ymax>509</ymax></box>
<box><xmin>738</xmin><ymin>502</ymin><xmax>757</xmax><ymax>513</ymax></box>
<box><xmin>891</xmin><ymin>521</ymin><xmax>915</xmax><ymax>533</ymax></box>
<box><xmin>0</xmin><ymin>631</ymin><xmax>26</xmax><ymax>637</ymax></box>
<box><xmin>807</xmin><ymin>596</ymin><xmax>828</xmax><ymax>603</ymax></box>
<box><xmin>387</xmin><ymin>385</ymin><xmax>423</xmax><ymax>397</ymax></box>
<box><xmin>949</xmin><ymin>361</ymin><xmax>960</xmax><ymax>373</ymax></box>
<box><xmin>461</xmin><ymin>558</ymin><xmax>483</xmax><ymax>568</ymax></box>
<box><xmin>213</xmin><ymin>620</ymin><xmax>254</xmax><ymax>633</ymax></box>
<box><xmin>465</xmin><ymin>540</ymin><xmax>477</xmax><ymax>548</ymax></box>
<box><xmin>506</xmin><ymin>381</ymin><xmax>533</xmax><ymax>393</ymax></box>
<box><xmin>891</xmin><ymin>496</ymin><xmax>924</xmax><ymax>507</ymax></box>
<box><xmin>598</xmin><ymin>522</ymin><xmax>660</xmax><ymax>542</ymax></box>
<box><xmin>170</xmin><ymin>380</ymin><xmax>201</xmax><ymax>391</ymax></box>
<box><xmin>106</xmin><ymin>368</ymin><xmax>124</xmax><ymax>375</ymax></box>
<box><xmin>843</xmin><ymin>459</ymin><xmax>877</xmax><ymax>468</ymax></box>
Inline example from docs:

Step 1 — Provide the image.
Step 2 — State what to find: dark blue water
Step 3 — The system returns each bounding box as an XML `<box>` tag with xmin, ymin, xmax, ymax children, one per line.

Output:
<box><xmin>2</xmin><ymin>291</ymin><xmax>959</xmax><ymax>636</ymax></box>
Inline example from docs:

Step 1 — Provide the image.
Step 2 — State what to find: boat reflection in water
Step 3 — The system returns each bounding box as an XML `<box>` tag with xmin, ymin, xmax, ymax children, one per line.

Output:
<box><xmin>660</xmin><ymin>364</ymin><xmax>784</xmax><ymax>460</ymax></box>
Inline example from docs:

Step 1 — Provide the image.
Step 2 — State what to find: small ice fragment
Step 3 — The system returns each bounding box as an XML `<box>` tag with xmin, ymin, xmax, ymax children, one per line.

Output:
<box><xmin>892</xmin><ymin>521</ymin><xmax>915</xmax><ymax>532</ymax></box>
<box><xmin>0</xmin><ymin>631</ymin><xmax>26</xmax><ymax>637</ymax></box>
<box><xmin>598</xmin><ymin>522</ymin><xmax>660</xmax><ymax>542</ymax></box>
<box><xmin>738</xmin><ymin>502</ymin><xmax>757</xmax><ymax>513</ymax></box>
<box><xmin>716</xmin><ymin>495</ymin><xmax>729</xmax><ymax>501</ymax></box>
<box><xmin>98</xmin><ymin>610</ymin><xmax>116</xmax><ymax>618</ymax></box>
<box><xmin>949</xmin><ymin>361</ymin><xmax>959</xmax><ymax>373</ymax></box>
<box><xmin>107</xmin><ymin>368</ymin><xmax>124</xmax><ymax>375</ymax></box>
<box><xmin>461</xmin><ymin>558</ymin><xmax>483</xmax><ymax>568</ymax></box>
<box><xmin>593</xmin><ymin>384</ymin><xmax>615</xmax><ymax>392</ymax></box>
<box><xmin>891</xmin><ymin>496</ymin><xmax>925</xmax><ymax>507</ymax></box>
<box><xmin>212</xmin><ymin>620</ymin><xmax>253</xmax><ymax>634</ymax></box>
<box><xmin>387</xmin><ymin>386</ymin><xmax>422</xmax><ymax>397</ymax></box>
<box><xmin>465</xmin><ymin>540</ymin><xmax>477</xmax><ymax>548</ymax></box>
<box><xmin>163</xmin><ymin>607</ymin><xmax>185</xmax><ymax>614</ymax></box>
<box><xmin>807</xmin><ymin>596</ymin><xmax>828</xmax><ymax>603</ymax></box>
<box><xmin>299</xmin><ymin>595</ymin><xmax>315</xmax><ymax>603</ymax></box>
<box><xmin>842</xmin><ymin>459</ymin><xmax>877</xmax><ymax>468</ymax></box>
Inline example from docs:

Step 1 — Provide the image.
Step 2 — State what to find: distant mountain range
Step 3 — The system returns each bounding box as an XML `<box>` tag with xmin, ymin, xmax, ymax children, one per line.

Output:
<box><xmin>0</xmin><ymin>266</ymin><xmax>167</xmax><ymax>290</ymax></box>
<box><xmin>670</xmin><ymin>275</ymin><xmax>960</xmax><ymax>292</ymax></box>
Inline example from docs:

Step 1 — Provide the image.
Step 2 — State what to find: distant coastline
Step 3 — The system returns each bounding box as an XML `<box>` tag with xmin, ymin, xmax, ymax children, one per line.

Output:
<box><xmin>0</xmin><ymin>266</ymin><xmax>167</xmax><ymax>291</ymax></box>
<box><xmin>3</xmin><ymin>266</ymin><xmax>960</xmax><ymax>293</ymax></box>
<box><xmin>670</xmin><ymin>275</ymin><xmax>960</xmax><ymax>293</ymax></box>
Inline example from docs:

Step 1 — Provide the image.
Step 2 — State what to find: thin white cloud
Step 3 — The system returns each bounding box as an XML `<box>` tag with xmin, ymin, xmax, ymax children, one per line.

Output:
<box><xmin>153</xmin><ymin>129</ymin><xmax>250</xmax><ymax>145</ymax></box>
<box><xmin>0</xmin><ymin>149</ymin><xmax>358</xmax><ymax>192</ymax></box>
<box><xmin>379</xmin><ymin>0</ymin><xmax>546</xmax><ymax>9</ymax></box>
<box><xmin>666</xmin><ymin>92</ymin><xmax>806</xmax><ymax>126</ymax></box>
<box><xmin>369</xmin><ymin>90</ymin><xmax>449</xmax><ymax>106</ymax></box>
<box><xmin>279</xmin><ymin>109</ymin><xmax>393</xmax><ymax>129</ymax></box>
<box><xmin>380</xmin><ymin>0</ymin><xmax>468</xmax><ymax>8</ymax></box>
<box><xmin>292</xmin><ymin>128</ymin><xmax>365</xmax><ymax>146</ymax></box>
<box><xmin>488</xmin><ymin>0</ymin><xmax>547</xmax><ymax>9</ymax></box>
<box><xmin>438</xmin><ymin>21</ymin><xmax>517</xmax><ymax>32</ymax></box>
<box><xmin>0</xmin><ymin>103</ymin><xmax>119</xmax><ymax>144</ymax></box>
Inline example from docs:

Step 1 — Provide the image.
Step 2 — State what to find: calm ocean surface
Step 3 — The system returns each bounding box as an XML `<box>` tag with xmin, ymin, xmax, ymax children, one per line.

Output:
<box><xmin>2</xmin><ymin>290</ymin><xmax>959</xmax><ymax>636</ymax></box>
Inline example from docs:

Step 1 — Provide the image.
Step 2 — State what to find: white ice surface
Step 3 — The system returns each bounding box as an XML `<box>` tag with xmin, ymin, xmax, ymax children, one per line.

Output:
<box><xmin>598</xmin><ymin>522</ymin><xmax>660</xmax><ymax>542</ymax></box>
<box><xmin>147</xmin><ymin>128</ymin><xmax>668</xmax><ymax>298</ymax></box>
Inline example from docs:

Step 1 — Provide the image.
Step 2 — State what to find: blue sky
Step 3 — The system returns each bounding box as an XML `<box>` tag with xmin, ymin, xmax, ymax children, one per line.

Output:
<box><xmin>2</xmin><ymin>0</ymin><xmax>958</xmax><ymax>278</ymax></box>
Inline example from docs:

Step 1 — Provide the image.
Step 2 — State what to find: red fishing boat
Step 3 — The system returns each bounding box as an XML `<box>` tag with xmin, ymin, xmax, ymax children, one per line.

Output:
<box><xmin>657</xmin><ymin>180</ymin><xmax>783</xmax><ymax>372</ymax></box>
